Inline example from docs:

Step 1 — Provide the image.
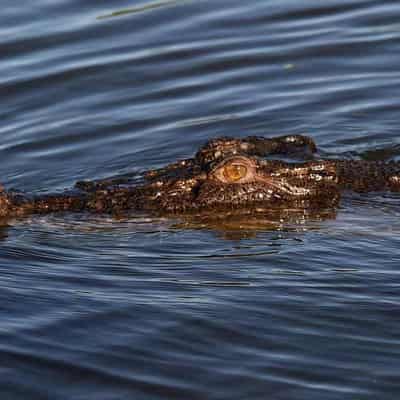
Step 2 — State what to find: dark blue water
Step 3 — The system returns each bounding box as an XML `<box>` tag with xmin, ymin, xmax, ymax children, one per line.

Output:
<box><xmin>2</xmin><ymin>0</ymin><xmax>400</xmax><ymax>398</ymax></box>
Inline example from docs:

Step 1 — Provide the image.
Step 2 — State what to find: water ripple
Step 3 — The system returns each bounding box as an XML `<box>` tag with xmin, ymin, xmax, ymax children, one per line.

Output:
<box><xmin>2</xmin><ymin>0</ymin><xmax>400</xmax><ymax>398</ymax></box>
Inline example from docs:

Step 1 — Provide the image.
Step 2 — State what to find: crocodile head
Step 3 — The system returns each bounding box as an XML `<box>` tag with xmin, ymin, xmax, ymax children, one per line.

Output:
<box><xmin>135</xmin><ymin>151</ymin><xmax>340</xmax><ymax>214</ymax></box>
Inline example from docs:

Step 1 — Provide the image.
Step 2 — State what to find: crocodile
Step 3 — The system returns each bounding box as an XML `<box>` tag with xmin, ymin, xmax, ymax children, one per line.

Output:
<box><xmin>1</xmin><ymin>134</ymin><xmax>399</xmax><ymax>220</ymax></box>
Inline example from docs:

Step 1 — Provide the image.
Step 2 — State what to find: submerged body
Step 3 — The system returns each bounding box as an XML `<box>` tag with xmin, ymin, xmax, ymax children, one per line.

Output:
<box><xmin>1</xmin><ymin>134</ymin><xmax>400</xmax><ymax>219</ymax></box>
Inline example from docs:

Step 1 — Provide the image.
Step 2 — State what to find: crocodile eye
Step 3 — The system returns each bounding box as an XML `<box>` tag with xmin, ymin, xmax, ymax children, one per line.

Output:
<box><xmin>212</xmin><ymin>157</ymin><xmax>256</xmax><ymax>183</ymax></box>
<box><xmin>223</xmin><ymin>164</ymin><xmax>248</xmax><ymax>182</ymax></box>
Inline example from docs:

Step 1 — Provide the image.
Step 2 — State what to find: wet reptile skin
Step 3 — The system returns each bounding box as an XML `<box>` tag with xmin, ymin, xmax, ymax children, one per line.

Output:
<box><xmin>1</xmin><ymin>134</ymin><xmax>400</xmax><ymax>219</ymax></box>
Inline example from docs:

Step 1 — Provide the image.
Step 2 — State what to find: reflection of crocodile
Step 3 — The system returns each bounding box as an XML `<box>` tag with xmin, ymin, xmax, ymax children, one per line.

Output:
<box><xmin>1</xmin><ymin>134</ymin><xmax>400</xmax><ymax>219</ymax></box>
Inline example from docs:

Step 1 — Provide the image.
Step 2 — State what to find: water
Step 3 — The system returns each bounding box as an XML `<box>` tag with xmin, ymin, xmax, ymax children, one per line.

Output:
<box><xmin>2</xmin><ymin>0</ymin><xmax>400</xmax><ymax>398</ymax></box>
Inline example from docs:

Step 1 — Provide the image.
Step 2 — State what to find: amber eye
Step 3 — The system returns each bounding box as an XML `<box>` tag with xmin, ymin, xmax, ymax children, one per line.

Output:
<box><xmin>212</xmin><ymin>156</ymin><xmax>256</xmax><ymax>183</ymax></box>
<box><xmin>223</xmin><ymin>164</ymin><xmax>248</xmax><ymax>182</ymax></box>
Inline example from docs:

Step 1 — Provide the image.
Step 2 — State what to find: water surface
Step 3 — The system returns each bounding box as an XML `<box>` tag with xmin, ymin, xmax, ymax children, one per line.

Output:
<box><xmin>1</xmin><ymin>0</ymin><xmax>400</xmax><ymax>398</ymax></box>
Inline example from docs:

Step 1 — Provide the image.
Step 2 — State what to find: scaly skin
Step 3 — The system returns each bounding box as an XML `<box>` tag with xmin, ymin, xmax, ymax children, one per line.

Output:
<box><xmin>1</xmin><ymin>134</ymin><xmax>400</xmax><ymax>219</ymax></box>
